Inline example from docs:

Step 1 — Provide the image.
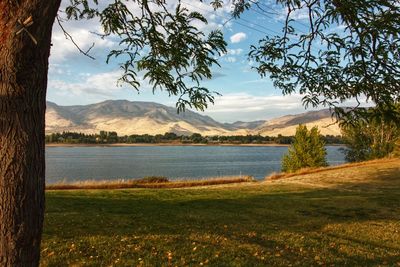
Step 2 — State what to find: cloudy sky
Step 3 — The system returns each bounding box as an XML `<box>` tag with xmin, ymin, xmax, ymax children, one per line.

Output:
<box><xmin>47</xmin><ymin>0</ymin><xmax>337</xmax><ymax>122</ymax></box>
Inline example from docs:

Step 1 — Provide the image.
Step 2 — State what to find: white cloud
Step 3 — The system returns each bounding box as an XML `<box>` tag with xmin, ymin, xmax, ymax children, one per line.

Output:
<box><xmin>49</xmin><ymin>71</ymin><xmax>121</xmax><ymax>97</ymax></box>
<box><xmin>50</xmin><ymin>19</ymin><xmax>116</xmax><ymax>63</ymax></box>
<box><xmin>209</xmin><ymin>93</ymin><xmax>303</xmax><ymax>113</ymax></box>
<box><xmin>276</xmin><ymin>6</ymin><xmax>309</xmax><ymax>22</ymax></box>
<box><xmin>240</xmin><ymin>79</ymin><xmax>269</xmax><ymax>85</ymax></box>
<box><xmin>176</xmin><ymin>1</ymin><xmax>234</xmax><ymax>33</ymax></box>
<box><xmin>202</xmin><ymin>92</ymin><xmax>306</xmax><ymax>122</ymax></box>
<box><xmin>50</xmin><ymin>1</ymin><xmax>232</xmax><ymax>64</ymax></box>
<box><xmin>49</xmin><ymin>63</ymin><xmax>68</xmax><ymax>75</ymax></box>
<box><xmin>225</xmin><ymin>57</ymin><xmax>237</xmax><ymax>63</ymax></box>
<box><xmin>219</xmin><ymin>49</ymin><xmax>244</xmax><ymax>63</ymax></box>
<box><xmin>227</xmin><ymin>48</ymin><xmax>243</xmax><ymax>55</ymax></box>
<box><xmin>48</xmin><ymin>70</ymin><xmax>152</xmax><ymax>98</ymax></box>
<box><xmin>203</xmin><ymin>92</ymin><xmax>374</xmax><ymax>122</ymax></box>
<box><xmin>230</xmin><ymin>32</ymin><xmax>247</xmax><ymax>43</ymax></box>
<box><xmin>181</xmin><ymin>1</ymin><xmax>233</xmax><ymax>22</ymax></box>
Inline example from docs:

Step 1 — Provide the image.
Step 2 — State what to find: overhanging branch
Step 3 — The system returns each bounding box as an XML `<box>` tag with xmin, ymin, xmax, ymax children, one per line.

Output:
<box><xmin>56</xmin><ymin>15</ymin><xmax>95</xmax><ymax>60</ymax></box>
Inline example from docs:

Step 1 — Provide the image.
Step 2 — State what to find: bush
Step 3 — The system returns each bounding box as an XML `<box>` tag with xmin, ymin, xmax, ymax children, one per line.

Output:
<box><xmin>340</xmin><ymin>109</ymin><xmax>400</xmax><ymax>162</ymax></box>
<box><xmin>393</xmin><ymin>139</ymin><xmax>400</xmax><ymax>158</ymax></box>
<box><xmin>282</xmin><ymin>125</ymin><xmax>327</xmax><ymax>172</ymax></box>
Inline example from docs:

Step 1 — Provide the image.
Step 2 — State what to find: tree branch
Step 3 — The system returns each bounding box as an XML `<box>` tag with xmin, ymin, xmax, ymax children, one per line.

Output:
<box><xmin>56</xmin><ymin>16</ymin><xmax>95</xmax><ymax>60</ymax></box>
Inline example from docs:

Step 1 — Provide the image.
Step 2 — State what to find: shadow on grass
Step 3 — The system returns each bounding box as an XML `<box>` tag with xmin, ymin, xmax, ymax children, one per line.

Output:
<box><xmin>42</xmin><ymin>166</ymin><xmax>400</xmax><ymax>266</ymax></box>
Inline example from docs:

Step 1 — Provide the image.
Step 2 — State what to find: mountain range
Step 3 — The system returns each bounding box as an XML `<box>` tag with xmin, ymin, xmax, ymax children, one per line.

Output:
<box><xmin>45</xmin><ymin>100</ymin><xmax>341</xmax><ymax>136</ymax></box>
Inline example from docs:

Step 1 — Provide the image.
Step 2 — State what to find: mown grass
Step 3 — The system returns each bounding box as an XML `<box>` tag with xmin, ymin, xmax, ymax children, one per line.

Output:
<box><xmin>41</xmin><ymin>158</ymin><xmax>400</xmax><ymax>266</ymax></box>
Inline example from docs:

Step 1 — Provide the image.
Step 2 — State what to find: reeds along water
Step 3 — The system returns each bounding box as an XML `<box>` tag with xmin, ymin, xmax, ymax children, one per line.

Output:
<box><xmin>46</xmin><ymin>175</ymin><xmax>255</xmax><ymax>190</ymax></box>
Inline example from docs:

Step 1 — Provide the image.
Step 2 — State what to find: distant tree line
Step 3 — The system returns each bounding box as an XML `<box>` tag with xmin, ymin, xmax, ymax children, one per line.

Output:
<box><xmin>45</xmin><ymin>131</ymin><xmax>344</xmax><ymax>145</ymax></box>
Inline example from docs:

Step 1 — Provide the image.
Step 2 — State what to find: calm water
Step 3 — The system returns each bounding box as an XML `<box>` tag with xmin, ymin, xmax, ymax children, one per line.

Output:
<box><xmin>45</xmin><ymin>146</ymin><xmax>345</xmax><ymax>184</ymax></box>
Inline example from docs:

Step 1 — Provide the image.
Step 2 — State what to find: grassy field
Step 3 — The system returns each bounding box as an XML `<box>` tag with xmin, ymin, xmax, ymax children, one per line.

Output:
<box><xmin>41</xmin><ymin>158</ymin><xmax>400</xmax><ymax>266</ymax></box>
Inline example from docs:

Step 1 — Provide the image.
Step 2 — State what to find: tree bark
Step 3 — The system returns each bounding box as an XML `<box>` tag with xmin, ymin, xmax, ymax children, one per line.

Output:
<box><xmin>0</xmin><ymin>0</ymin><xmax>60</xmax><ymax>266</ymax></box>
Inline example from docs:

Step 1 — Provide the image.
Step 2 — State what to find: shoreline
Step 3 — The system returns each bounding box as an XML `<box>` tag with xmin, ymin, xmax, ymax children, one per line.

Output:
<box><xmin>45</xmin><ymin>158</ymin><xmax>398</xmax><ymax>190</ymax></box>
<box><xmin>46</xmin><ymin>176</ymin><xmax>255</xmax><ymax>190</ymax></box>
<box><xmin>46</xmin><ymin>143</ymin><xmax>344</xmax><ymax>147</ymax></box>
<box><xmin>45</xmin><ymin>143</ymin><xmax>292</xmax><ymax>147</ymax></box>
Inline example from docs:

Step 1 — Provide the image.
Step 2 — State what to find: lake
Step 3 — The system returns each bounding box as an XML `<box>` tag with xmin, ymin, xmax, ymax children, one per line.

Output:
<box><xmin>45</xmin><ymin>145</ymin><xmax>345</xmax><ymax>184</ymax></box>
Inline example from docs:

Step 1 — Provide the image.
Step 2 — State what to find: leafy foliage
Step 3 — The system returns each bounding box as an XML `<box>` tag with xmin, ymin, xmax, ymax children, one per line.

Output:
<box><xmin>393</xmin><ymin>140</ymin><xmax>400</xmax><ymax>158</ymax></box>
<box><xmin>340</xmin><ymin>104</ymin><xmax>400</xmax><ymax>162</ymax></box>
<box><xmin>282</xmin><ymin>125</ymin><xmax>327</xmax><ymax>172</ymax></box>
<box><xmin>248</xmin><ymin>0</ymin><xmax>400</xmax><ymax>118</ymax></box>
<box><xmin>62</xmin><ymin>0</ymin><xmax>400</xmax><ymax>121</ymax></box>
<box><xmin>63</xmin><ymin>0</ymin><xmax>400</xmax><ymax>119</ymax></box>
<box><xmin>65</xmin><ymin>0</ymin><xmax>227</xmax><ymax>112</ymax></box>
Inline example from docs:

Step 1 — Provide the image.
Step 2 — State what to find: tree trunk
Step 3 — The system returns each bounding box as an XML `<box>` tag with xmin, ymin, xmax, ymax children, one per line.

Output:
<box><xmin>0</xmin><ymin>0</ymin><xmax>60</xmax><ymax>266</ymax></box>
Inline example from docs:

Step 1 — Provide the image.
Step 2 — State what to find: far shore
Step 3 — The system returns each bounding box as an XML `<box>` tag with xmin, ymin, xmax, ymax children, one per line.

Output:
<box><xmin>46</xmin><ymin>143</ymin><xmax>345</xmax><ymax>147</ymax></box>
<box><xmin>45</xmin><ymin>142</ymin><xmax>292</xmax><ymax>147</ymax></box>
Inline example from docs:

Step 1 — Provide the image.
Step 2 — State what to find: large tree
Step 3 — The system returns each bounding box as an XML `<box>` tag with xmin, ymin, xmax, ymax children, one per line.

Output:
<box><xmin>1</xmin><ymin>0</ymin><xmax>400</xmax><ymax>265</ymax></box>
<box><xmin>0</xmin><ymin>0</ymin><xmax>226</xmax><ymax>265</ymax></box>
<box><xmin>0</xmin><ymin>1</ymin><xmax>62</xmax><ymax>265</ymax></box>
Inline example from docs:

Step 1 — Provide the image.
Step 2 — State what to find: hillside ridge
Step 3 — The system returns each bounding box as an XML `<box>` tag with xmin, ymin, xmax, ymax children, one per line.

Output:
<box><xmin>46</xmin><ymin>100</ymin><xmax>341</xmax><ymax>136</ymax></box>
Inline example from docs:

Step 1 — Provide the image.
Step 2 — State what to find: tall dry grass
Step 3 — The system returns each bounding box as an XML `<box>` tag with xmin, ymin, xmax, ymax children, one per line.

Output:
<box><xmin>46</xmin><ymin>175</ymin><xmax>255</xmax><ymax>190</ymax></box>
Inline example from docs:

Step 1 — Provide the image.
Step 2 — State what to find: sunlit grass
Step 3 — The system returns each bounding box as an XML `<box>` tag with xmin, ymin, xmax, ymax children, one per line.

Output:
<box><xmin>41</xmin><ymin>158</ymin><xmax>400</xmax><ymax>266</ymax></box>
<box><xmin>265</xmin><ymin>157</ymin><xmax>399</xmax><ymax>181</ymax></box>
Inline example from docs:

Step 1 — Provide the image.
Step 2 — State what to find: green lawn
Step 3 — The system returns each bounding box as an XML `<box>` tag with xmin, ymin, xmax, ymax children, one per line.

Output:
<box><xmin>41</xmin><ymin>159</ymin><xmax>400</xmax><ymax>266</ymax></box>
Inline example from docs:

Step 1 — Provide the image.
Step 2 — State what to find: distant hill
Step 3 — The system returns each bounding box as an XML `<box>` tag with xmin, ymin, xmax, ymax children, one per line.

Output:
<box><xmin>46</xmin><ymin>100</ymin><xmax>341</xmax><ymax>136</ymax></box>
<box><xmin>254</xmin><ymin>109</ymin><xmax>341</xmax><ymax>136</ymax></box>
<box><xmin>227</xmin><ymin>120</ymin><xmax>266</xmax><ymax>130</ymax></box>
<box><xmin>46</xmin><ymin>100</ymin><xmax>249</xmax><ymax>136</ymax></box>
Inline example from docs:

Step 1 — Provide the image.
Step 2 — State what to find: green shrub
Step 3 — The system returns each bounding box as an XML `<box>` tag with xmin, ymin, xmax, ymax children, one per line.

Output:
<box><xmin>340</xmin><ymin>109</ymin><xmax>400</xmax><ymax>162</ymax></box>
<box><xmin>393</xmin><ymin>139</ymin><xmax>400</xmax><ymax>158</ymax></box>
<box><xmin>282</xmin><ymin>125</ymin><xmax>327</xmax><ymax>172</ymax></box>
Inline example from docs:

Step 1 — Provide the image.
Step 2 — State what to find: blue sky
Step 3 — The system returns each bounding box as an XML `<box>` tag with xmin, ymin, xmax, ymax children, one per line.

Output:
<box><xmin>47</xmin><ymin>1</ymin><xmax>354</xmax><ymax>122</ymax></box>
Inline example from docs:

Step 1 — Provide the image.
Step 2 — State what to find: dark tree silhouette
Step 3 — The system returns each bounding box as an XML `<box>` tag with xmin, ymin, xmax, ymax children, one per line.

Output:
<box><xmin>0</xmin><ymin>1</ymin><xmax>225</xmax><ymax>265</ymax></box>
